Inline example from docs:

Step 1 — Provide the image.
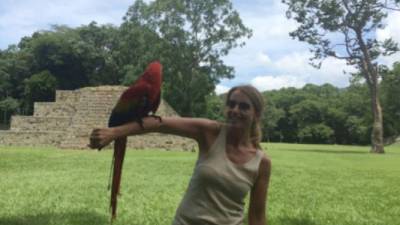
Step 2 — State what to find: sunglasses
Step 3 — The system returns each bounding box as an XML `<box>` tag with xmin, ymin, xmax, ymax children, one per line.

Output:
<box><xmin>226</xmin><ymin>100</ymin><xmax>251</xmax><ymax>111</ymax></box>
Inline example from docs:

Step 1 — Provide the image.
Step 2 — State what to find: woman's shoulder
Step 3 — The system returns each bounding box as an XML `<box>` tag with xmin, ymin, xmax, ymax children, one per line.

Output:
<box><xmin>194</xmin><ymin>118</ymin><xmax>222</xmax><ymax>135</ymax></box>
<box><xmin>256</xmin><ymin>149</ymin><xmax>272</xmax><ymax>173</ymax></box>
<box><xmin>185</xmin><ymin>118</ymin><xmax>222</xmax><ymax>152</ymax></box>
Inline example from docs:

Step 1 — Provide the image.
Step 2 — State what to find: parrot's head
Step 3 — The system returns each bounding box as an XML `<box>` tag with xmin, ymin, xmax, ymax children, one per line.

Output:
<box><xmin>143</xmin><ymin>61</ymin><xmax>163</xmax><ymax>89</ymax></box>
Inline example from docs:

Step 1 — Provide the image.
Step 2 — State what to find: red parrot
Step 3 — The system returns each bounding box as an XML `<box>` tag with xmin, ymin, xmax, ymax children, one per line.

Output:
<box><xmin>106</xmin><ymin>61</ymin><xmax>163</xmax><ymax>221</ymax></box>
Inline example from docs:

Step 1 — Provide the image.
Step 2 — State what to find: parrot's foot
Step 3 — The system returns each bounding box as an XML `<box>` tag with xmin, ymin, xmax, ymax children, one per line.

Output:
<box><xmin>136</xmin><ymin>119</ymin><xmax>145</xmax><ymax>130</ymax></box>
<box><xmin>149</xmin><ymin>115</ymin><xmax>162</xmax><ymax>123</ymax></box>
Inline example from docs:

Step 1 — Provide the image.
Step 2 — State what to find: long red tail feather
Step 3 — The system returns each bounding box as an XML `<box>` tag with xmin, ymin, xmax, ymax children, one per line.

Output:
<box><xmin>110</xmin><ymin>136</ymin><xmax>127</xmax><ymax>220</ymax></box>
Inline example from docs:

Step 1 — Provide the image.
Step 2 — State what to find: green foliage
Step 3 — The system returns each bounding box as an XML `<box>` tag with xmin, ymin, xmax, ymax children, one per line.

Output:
<box><xmin>23</xmin><ymin>70</ymin><xmax>57</xmax><ymax>100</ymax></box>
<box><xmin>204</xmin><ymin>93</ymin><xmax>224</xmax><ymax>121</ymax></box>
<box><xmin>0</xmin><ymin>97</ymin><xmax>19</xmax><ymax>123</ymax></box>
<box><xmin>262</xmin><ymin>96</ymin><xmax>285</xmax><ymax>142</ymax></box>
<box><xmin>122</xmin><ymin>0</ymin><xmax>252</xmax><ymax>116</ymax></box>
<box><xmin>0</xmin><ymin>23</ymin><xmax>122</xmax><ymax>117</ymax></box>
<box><xmin>263</xmin><ymin>83</ymin><xmax>376</xmax><ymax>145</ymax></box>
<box><xmin>24</xmin><ymin>24</ymin><xmax>120</xmax><ymax>89</ymax></box>
<box><xmin>74</xmin><ymin>22</ymin><xmax>122</xmax><ymax>86</ymax></box>
<box><xmin>115</xmin><ymin>19</ymin><xmax>164</xmax><ymax>86</ymax></box>
<box><xmin>0</xmin><ymin>22</ymin><xmax>125</xmax><ymax>120</ymax></box>
<box><xmin>381</xmin><ymin>62</ymin><xmax>400</xmax><ymax>139</ymax></box>
<box><xmin>23</xmin><ymin>70</ymin><xmax>57</xmax><ymax>114</ymax></box>
<box><xmin>283</xmin><ymin>0</ymin><xmax>399</xmax><ymax>68</ymax></box>
<box><xmin>345</xmin><ymin>116</ymin><xmax>370</xmax><ymax>144</ymax></box>
<box><xmin>1</xmin><ymin>145</ymin><xmax>399</xmax><ymax>225</ymax></box>
<box><xmin>298</xmin><ymin>123</ymin><xmax>335</xmax><ymax>144</ymax></box>
<box><xmin>0</xmin><ymin>46</ymin><xmax>33</xmax><ymax>100</ymax></box>
<box><xmin>290</xmin><ymin>99</ymin><xmax>325</xmax><ymax>127</ymax></box>
<box><xmin>258</xmin><ymin>79</ymin><xmax>399</xmax><ymax>145</ymax></box>
<box><xmin>28</xmin><ymin>29</ymin><xmax>90</xmax><ymax>89</ymax></box>
<box><xmin>121</xmin><ymin>64</ymin><xmax>149</xmax><ymax>85</ymax></box>
<box><xmin>339</xmin><ymin>84</ymin><xmax>372</xmax><ymax>144</ymax></box>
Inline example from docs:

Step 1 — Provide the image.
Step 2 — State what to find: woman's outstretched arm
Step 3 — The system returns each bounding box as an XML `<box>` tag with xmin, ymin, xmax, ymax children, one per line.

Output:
<box><xmin>88</xmin><ymin>116</ymin><xmax>220</xmax><ymax>150</ymax></box>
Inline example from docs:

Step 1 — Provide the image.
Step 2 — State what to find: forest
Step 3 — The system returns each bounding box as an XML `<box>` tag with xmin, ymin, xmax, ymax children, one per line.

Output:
<box><xmin>0</xmin><ymin>0</ymin><xmax>399</xmax><ymax>146</ymax></box>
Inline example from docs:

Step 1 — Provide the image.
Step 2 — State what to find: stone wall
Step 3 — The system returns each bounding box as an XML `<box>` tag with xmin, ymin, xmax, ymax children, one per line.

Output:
<box><xmin>0</xmin><ymin>86</ymin><xmax>196</xmax><ymax>151</ymax></box>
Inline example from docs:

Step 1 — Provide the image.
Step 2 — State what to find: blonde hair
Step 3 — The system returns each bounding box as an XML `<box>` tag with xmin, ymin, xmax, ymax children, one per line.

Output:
<box><xmin>226</xmin><ymin>85</ymin><xmax>264</xmax><ymax>149</ymax></box>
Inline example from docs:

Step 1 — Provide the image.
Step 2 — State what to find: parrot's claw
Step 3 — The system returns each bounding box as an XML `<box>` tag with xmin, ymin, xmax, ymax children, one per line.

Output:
<box><xmin>136</xmin><ymin>119</ymin><xmax>145</xmax><ymax>130</ymax></box>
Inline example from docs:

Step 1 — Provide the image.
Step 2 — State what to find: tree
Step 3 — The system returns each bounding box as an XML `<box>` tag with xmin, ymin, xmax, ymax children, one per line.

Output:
<box><xmin>262</xmin><ymin>96</ymin><xmax>285</xmax><ymax>142</ymax></box>
<box><xmin>267</xmin><ymin>87</ymin><xmax>307</xmax><ymax>142</ymax></box>
<box><xmin>0</xmin><ymin>23</ymin><xmax>123</xmax><ymax>118</ymax></box>
<box><xmin>74</xmin><ymin>22</ymin><xmax>121</xmax><ymax>86</ymax></box>
<box><xmin>339</xmin><ymin>83</ymin><xmax>372</xmax><ymax>144</ymax></box>
<box><xmin>0</xmin><ymin>56</ymin><xmax>12</xmax><ymax>99</ymax></box>
<box><xmin>381</xmin><ymin>62</ymin><xmax>400</xmax><ymax>141</ymax></box>
<box><xmin>0</xmin><ymin>46</ymin><xmax>32</xmax><ymax>99</ymax></box>
<box><xmin>19</xmin><ymin>23</ymin><xmax>121</xmax><ymax>90</ymax></box>
<box><xmin>0</xmin><ymin>97</ymin><xmax>19</xmax><ymax>124</ymax></box>
<box><xmin>204</xmin><ymin>93</ymin><xmax>225</xmax><ymax>121</ymax></box>
<box><xmin>122</xmin><ymin>0</ymin><xmax>252</xmax><ymax>116</ymax></box>
<box><xmin>0</xmin><ymin>45</ymin><xmax>33</xmax><ymax>115</ymax></box>
<box><xmin>23</xmin><ymin>70</ymin><xmax>57</xmax><ymax>113</ymax></box>
<box><xmin>298</xmin><ymin>123</ymin><xmax>335</xmax><ymax>144</ymax></box>
<box><xmin>283</xmin><ymin>0</ymin><xmax>400</xmax><ymax>153</ymax></box>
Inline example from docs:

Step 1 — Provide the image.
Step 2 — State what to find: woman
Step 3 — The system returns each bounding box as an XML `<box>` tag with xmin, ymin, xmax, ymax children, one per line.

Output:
<box><xmin>89</xmin><ymin>85</ymin><xmax>272</xmax><ymax>225</ymax></box>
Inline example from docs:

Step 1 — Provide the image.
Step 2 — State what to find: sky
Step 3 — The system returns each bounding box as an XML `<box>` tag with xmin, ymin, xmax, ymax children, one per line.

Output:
<box><xmin>1</xmin><ymin>0</ymin><xmax>399</xmax><ymax>94</ymax></box>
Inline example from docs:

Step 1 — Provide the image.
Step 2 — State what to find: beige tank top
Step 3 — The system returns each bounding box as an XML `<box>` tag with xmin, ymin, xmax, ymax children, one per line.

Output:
<box><xmin>172</xmin><ymin>125</ymin><xmax>263</xmax><ymax>225</ymax></box>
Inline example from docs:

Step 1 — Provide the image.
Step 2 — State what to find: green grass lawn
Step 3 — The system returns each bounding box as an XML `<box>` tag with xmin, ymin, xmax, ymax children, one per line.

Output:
<box><xmin>1</xmin><ymin>143</ymin><xmax>399</xmax><ymax>225</ymax></box>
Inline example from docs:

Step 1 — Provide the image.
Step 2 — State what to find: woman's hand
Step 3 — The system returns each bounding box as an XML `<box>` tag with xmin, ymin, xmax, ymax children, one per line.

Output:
<box><xmin>88</xmin><ymin>128</ymin><xmax>116</xmax><ymax>150</ymax></box>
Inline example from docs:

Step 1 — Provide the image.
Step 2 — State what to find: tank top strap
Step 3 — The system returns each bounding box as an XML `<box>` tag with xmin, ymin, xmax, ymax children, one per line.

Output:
<box><xmin>250</xmin><ymin>149</ymin><xmax>264</xmax><ymax>180</ymax></box>
<box><xmin>207</xmin><ymin>123</ymin><xmax>227</xmax><ymax>156</ymax></box>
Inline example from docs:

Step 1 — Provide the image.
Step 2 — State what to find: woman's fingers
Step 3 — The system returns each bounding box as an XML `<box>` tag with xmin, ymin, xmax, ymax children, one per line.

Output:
<box><xmin>88</xmin><ymin>128</ymin><xmax>113</xmax><ymax>149</ymax></box>
<box><xmin>89</xmin><ymin>129</ymin><xmax>102</xmax><ymax>149</ymax></box>
<box><xmin>91</xmin><ymin>128</ymin><xmax>101</xmax><ymax>137</ymax></box>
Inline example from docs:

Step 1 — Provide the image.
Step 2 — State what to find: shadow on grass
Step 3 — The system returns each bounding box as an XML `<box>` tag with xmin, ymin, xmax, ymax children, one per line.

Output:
<box><xmin>0</xmin><ymin>211</ymin><xmax>108</xmax><ymax>225</ymax></box>
<box><xmin>278</xmin><ymin>148</ymin><xmax>367</xmax><ymax>155</ymax></box>
<box><xmin>274</xmin><ymin>215</ymin><xmax>317</xmax><ymax>225</ymax></box>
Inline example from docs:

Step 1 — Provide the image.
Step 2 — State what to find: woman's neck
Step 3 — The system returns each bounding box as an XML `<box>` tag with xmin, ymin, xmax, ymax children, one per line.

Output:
<box><xmin>226</xmin><ymin>125</ymin><xmax>253</xmax><ymax>148</ymax></box>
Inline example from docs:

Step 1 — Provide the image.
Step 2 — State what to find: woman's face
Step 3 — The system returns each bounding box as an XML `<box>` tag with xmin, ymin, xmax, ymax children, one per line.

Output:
<box><xmin>225</xmin><ymin>90</ymin><xmax>256</xmax><ymax>129</ymax></box>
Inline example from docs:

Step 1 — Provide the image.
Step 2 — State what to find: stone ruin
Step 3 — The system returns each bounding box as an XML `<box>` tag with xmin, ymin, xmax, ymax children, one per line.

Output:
<box><xmin>0</xmin><ymin>86</ymin><xmax>196</xmax><ymax>151</ymax></box>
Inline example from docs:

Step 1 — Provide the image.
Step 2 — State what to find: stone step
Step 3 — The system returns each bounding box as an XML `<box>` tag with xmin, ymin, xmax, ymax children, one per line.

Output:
<box><xmin>55</xmin><ymin>90</ymin><xmax>79</xmax><ymax>103</ymax></box>
<box><xmin>34</xmin><ymin>102</ymin><xmax>77</xmax><ymax>117</ymax></box>
<box><xmin>0</xmin><ymin>130</ymin><xmax>66</xmax><ymax>146</ymax></box>
<box><xmin>10</xmin><ymin>116</ymin><xmax>71</xmax><ymax>132</ymax></box>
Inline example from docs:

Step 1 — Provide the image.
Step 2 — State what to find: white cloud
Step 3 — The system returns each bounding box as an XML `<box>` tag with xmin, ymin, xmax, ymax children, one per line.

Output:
<box><xmin>221</xmin><ymin>50</ymin><xmax>355</xmax><ymax>90</ymax></box>
<box><xmin>377</xmin><ymin>11</ymin><xmax>400</xmax><ymax>43</ymax></box>
<box><xmin>272</xmin><ymin>51</ymin><xmax>355</xmax><ymax>87</ymax></box>
<box><xmin>274</xmin><ymin>52</ymin><xmax>310</xmax><ymax>72</ymax></box>
<box><xmin>222</xmin><ymin>0</ymin><xmax>303</xmax><ymax>75</ymax></box>
<box><xmin>380</xmin><ymin>53</ymin><xmax>400</xmax><ymax>68</ymax></box>
<box><xmin>257</xmin><ymin>52</ymin><xmax>272</xmax><ymax>65</ymax></box>
<box><xmin>244</xmin><ymin>14</ymin><xmax>297</xmax><ymax>41</ymax></box>
<box><xmin>0</xmin><ymin>0</ymin><xmax>134</xmax><ymax>49</ymax></box>
<box><xmin>376</xmin><ymin>28</ymin><xmax>391</xmax><ymax>42</ymax></box>
<box><xmin>215</xmin><ymin>84</ymin><xmax>230</xmax><ymax>95</ymax></box>
<box><xmin>251</xmin><ymin>75</ymin><xmax>306</xmax><ymax>91</ymax></box>
<box><xmin>377</xmin><ymin>11</ymin><xmax>400</xmax><ymax>68</ymax></box>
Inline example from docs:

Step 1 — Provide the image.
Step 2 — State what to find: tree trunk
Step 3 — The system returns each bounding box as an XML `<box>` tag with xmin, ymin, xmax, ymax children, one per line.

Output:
<box><xmin>356</xmin><ymin>29</ymin><xmax>385</xmax><ymax>154</ymax></box>
<box><xmin>369</xmin><ymin>81</ymin><xmax>385</xmax><ymax>153</ymax></box>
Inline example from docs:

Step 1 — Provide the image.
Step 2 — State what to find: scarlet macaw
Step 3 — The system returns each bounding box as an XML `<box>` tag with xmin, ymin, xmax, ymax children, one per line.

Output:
<box><xmin>105</xmin><ymin>61</ymin><xmax>163</xmax><ymax>221</ymax></box>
